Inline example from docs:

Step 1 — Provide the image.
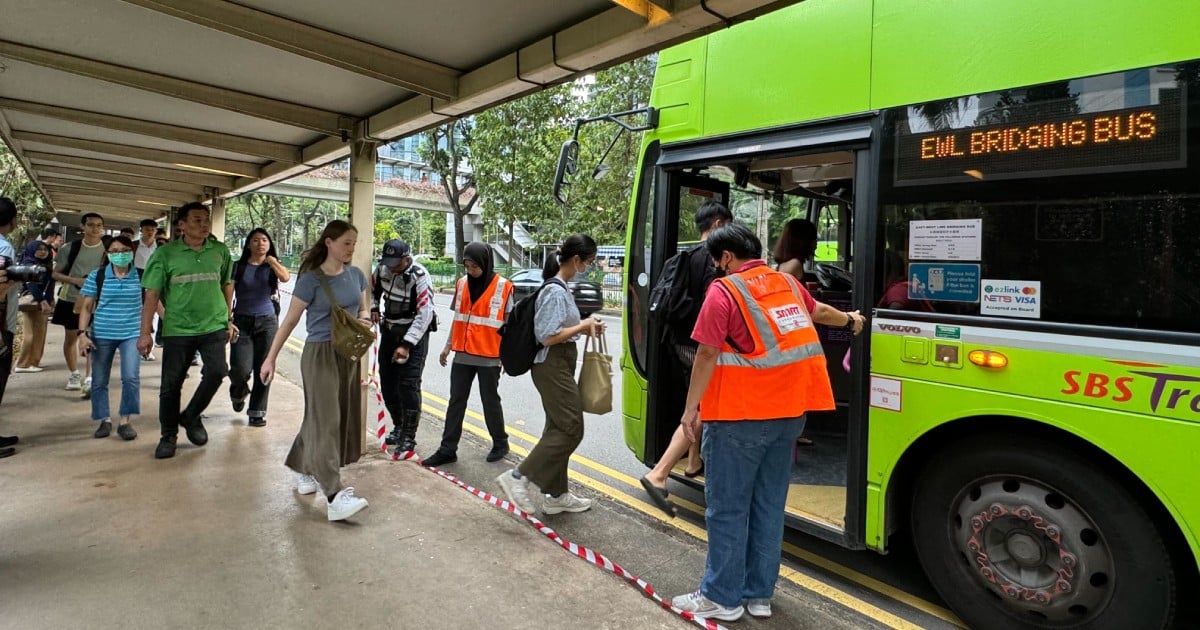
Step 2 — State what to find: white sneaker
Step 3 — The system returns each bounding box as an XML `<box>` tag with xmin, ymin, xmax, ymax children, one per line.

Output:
<box><xmin>296</xmin><ymin>474</ymin><xmax>319</xmax><ymax>495</ymax></box>
<box><xmin>14</xmin><ymin>366</ymin><xmax>43</xmax><ymax>373</ymax></box>
<box><xmin>543</xmin><ymin>492</ymin><xmax>593</xmax><ymax>514</ymax></box>
<box><xmin>144</xmin><ymin>352</ymin><xmax>156</xmax><ymax>362</ymax></box>
<box><xmin>65</xmin><ymin>371</ymin><xmax>82</xmax><ymax>390</ymax></box>
<box><xmin>746</xmin><ymin>598</ymin><xmax>772</xmax><ymax>618</ymax></box>
<box><xmin>327</xmin><ymin>487</ymin><xmax>368</xmax><ymax>521</ymax></box>
<box><xmin>671</xmin><ymin>591</ymin><xmax>744</xmax><ymax>621</ymax></box>
<box><xmin>496</xmin><ymin>470</ymin><xmax>539</xmax><ymax>514</ymax></box>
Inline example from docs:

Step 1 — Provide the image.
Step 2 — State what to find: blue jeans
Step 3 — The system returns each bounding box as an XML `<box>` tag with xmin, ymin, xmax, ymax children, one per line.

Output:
<box><xmin>699</xmin><ymin>417</ymin><xmax>805</xmax><ymax>607</ymax></box>
<box><xmin>90</xmin><ymin>337</ymin><xmax>141</xmax><ymax>421</ymax></box>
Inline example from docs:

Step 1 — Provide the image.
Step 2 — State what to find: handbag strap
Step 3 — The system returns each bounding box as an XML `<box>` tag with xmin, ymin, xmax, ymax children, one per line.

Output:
<box><xmin>315</xmin><ymin>270</ymin><xmax>344</xmax><ymax>315</ymax></box>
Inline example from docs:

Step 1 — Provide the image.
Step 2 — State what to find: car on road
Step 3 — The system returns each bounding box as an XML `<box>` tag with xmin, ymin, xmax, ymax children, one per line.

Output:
<box><xmin>509</xmin><ymin>268</ymin><xmax>604</xmax><ymax>317</ymax></box>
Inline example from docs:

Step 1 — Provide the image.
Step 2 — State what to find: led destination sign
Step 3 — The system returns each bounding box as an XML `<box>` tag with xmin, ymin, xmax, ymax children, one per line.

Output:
<box><xmin>894</xmin><ymin>102</ymin><xmax>1185</xmax><ymax>184</ymax></box>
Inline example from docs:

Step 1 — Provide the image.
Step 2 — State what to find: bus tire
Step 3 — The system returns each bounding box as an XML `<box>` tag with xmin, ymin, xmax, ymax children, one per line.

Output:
<box><xmin>910</xmin><ymin>434</ymin><xmax>1176</xmax><ymax>630</ymax></box>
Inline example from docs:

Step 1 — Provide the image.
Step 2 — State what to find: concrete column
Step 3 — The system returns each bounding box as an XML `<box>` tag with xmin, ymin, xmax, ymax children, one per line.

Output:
<box><xmin>349</xmin><ymin>129</ymin><xmax>378</xmax><ymax>458</ymax></box>
<box><xmin>209</xmin><ymin>196</ymin><xmax>226</xmax><ymax>242</ymax></box>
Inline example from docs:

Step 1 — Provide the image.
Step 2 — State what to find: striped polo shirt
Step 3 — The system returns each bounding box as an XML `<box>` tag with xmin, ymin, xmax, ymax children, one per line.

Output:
<box><xmin>81</xmin><ymin>265</ymin><xmax>143</xmax><ymax>341</ymax></box>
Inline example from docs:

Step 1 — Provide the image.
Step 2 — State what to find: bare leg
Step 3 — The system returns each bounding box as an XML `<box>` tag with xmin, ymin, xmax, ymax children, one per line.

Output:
<box><xmin>63</xmin><ymin>329</ymin><xmax>78</xmax><ymax>373</ymax></box>
<box><xmin>685</xmin><ymin>439</ymin><xmax>702</xmax><ymax>475</ymax></box>
<box><xmin>644</xmin><ymin>424</ymin><xmax>694</xmax><ymax>488</ymax></box>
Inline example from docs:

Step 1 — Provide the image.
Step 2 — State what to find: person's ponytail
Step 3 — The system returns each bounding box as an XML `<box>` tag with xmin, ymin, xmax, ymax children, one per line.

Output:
<box><xmin>542</xmin><ymin>234</ymin><xmax>597</xmax><ymax>280</ymax></box>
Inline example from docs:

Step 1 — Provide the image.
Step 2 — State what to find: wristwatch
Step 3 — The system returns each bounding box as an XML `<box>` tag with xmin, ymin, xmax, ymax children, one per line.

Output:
<box><xmin>842</xmin><ymin>312</ymin><xmax>854</xmax><ymax>329</ymax></box>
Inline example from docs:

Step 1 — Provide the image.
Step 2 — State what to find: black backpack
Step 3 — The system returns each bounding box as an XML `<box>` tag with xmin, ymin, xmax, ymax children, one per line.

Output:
<box><xmin>648</xmin><ymin>243</ymin><xmax>713</xmax><ymax>345</ymax></box>
<box><xmin>499</xmin><ymin>278</ymin><xmax>565</xmax><ymax>376</ymax></box>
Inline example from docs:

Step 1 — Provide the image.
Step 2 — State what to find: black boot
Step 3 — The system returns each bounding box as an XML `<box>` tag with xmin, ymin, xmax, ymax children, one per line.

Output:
<box><xmin>384</xmin><ymin>424</ymin><xmax>404</xmax><ymax>446</ymax></box>
<box><xmin>397</xmin><ymin>410</ymin><xmax>420</xmax><ymax>453</ymax></box>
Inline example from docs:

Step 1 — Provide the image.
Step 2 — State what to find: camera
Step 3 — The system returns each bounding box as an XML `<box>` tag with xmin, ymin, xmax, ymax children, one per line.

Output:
<box><xmin>0</xmin><ymin>256</ymin><xmax>47</xmax><ymax>283</ymax></box>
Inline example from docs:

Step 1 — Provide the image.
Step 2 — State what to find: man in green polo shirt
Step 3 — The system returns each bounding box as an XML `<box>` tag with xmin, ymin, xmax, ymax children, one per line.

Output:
<box><xmin>139</xmin><ymin>202</ymin><xmax>236</xmax><ymax>459</ymax></box>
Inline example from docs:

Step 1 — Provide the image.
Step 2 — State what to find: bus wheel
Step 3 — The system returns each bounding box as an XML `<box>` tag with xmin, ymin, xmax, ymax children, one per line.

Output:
<box><xmin>911</xmin><ymin>435</ymin><xmax>1175</xmax><ymax>629</ymax></box>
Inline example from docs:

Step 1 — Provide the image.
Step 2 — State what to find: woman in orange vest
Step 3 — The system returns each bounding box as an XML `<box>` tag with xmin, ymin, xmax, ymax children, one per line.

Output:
<box><xmin>671</xmin><ymin>223</ymin><xmax>849</xmax><ymax>622</ymax></box>
<box><xmin>423</xmin><ymin>242</ymin><xmax>513</xmax><ymax>467</ymax></box>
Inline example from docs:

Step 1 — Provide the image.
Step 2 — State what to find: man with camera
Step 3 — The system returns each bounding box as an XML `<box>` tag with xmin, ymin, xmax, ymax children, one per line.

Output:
<box><xmin>0</xmin><ymin>197</ymin><xmax>34</xmax><ymax>457</ymax></box>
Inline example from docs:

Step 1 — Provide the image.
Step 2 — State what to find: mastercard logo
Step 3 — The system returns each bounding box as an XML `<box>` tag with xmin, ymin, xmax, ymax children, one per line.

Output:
<box><xmin>1022</xmin><ymin>287</ymin><xmax>1037</xmax><ymax>295</ymax></box>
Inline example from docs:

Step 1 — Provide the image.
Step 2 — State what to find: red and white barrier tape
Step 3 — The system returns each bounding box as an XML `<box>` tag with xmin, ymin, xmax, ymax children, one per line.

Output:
<box><xmin>363</xmin><ymin>339</ymin><xmax>727</xmax><ymax>630</ymax></box>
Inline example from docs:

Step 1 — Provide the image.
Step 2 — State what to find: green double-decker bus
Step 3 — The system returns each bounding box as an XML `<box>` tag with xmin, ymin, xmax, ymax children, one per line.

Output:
<box><xmin>619</xmin><ymin>1</ymin><xmax>1200</xmax><ymax>627</ymax></box>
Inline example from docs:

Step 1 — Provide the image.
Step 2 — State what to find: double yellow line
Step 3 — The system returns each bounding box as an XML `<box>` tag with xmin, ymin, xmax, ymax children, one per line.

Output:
<box><xmin>285</xmin><ymin>336</ymin><xmax>962</xmax><ymax>628</ymax></box>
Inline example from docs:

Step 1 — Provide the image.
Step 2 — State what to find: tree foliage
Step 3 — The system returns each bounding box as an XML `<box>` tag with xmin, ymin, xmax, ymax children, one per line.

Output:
<box><xmin>418</xmin><ymin>120</ymin><xmax>477</xmax><ymax>263</ymax></box>
<box><xmin>0</xmin><ymin>144</ymin><xmax>54</xmax><ymax>246</ymax></box>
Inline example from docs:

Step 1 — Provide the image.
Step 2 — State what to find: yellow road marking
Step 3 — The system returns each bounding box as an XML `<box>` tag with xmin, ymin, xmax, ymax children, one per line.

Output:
<box><xmin>414</xmin><ymin>401</ymin><xmax>923</xmax><ymax>630</ymax></box>
<box><xmin>420</xmin><ymin>394</ymin><xmax>962</xmax><ymax>627</ymax></box>
<box><xmin>283</xmin><ymin>336</ymin><xmax>960</xmax><ymax>627</ymax></box>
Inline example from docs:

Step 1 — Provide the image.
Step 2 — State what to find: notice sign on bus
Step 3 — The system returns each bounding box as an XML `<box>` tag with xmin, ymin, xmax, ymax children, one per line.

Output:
<box><xmin>894</xmin><ymin>101</ymin><xmax>1185</xmax><ymax>184</ymax></box>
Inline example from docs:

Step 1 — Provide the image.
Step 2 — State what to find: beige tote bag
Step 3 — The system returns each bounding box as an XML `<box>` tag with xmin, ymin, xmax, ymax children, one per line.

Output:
<box><xmin>578</xmin><ymin>333</ymin><xmax>613</xmax><ymax>415</ymax></box>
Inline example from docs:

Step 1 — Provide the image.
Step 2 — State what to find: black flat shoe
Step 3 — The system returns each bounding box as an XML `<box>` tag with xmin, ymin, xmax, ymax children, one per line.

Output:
<box><xmin>422</xmin><ymin>451</ymin><xmax>457</xmax><ymax>468</ymax></box>
<box><xmin>0</xmin><ymin>435</ymin><xmax>18</xmax><ymax>448</ymax></box>
<box><xmin>155</xmin><ymin>437</ymin><xmax>177</xmax><ymax>459</ymax></box>
<box><xmin>683</xmin><ymin>463</ymin><xmax>704</xmax><ymax>478</ymax></box>
<box><xmin>640</xmin><ymin>476</ymin><xmax>676</xmax><ymax>518</ymax></box>
<box><xmin>94</xmin><ymin>421</ymin><xmax>112</xmax><ymax>439</ymax></box>
<box><xmin>184</xmin><ymin>421</ymin><xmax>208</xmax><ymax>446</ymax></box>
<box><xmin>248</xmin><ymin>417</ymin><xmax>266</xmax><ymax>427</ymax></box>
<box><xmin>0</xmin><ymin>446</ymin><xmax>15</xmax><ymax>458</ymax></box>
<box><xmin>117</xmin><ymin>423</ymin><xmax>137</xmax><ymax>441</ymax></box>
<box><xmin>486</xmin><ymin>443</ymin><xmax>510</xmax><ymax>463</ymax></box>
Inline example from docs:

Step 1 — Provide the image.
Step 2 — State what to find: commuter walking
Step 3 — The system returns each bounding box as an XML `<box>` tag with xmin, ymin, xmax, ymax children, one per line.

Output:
<box><xmin>260</xmin><ymin>220</ymin><xmax>371</xmax><ymax>522</ymax></box>
<box><xmin>372</xmin><ymin>239</ymin><xmax>435</xmax><ymax>454</ymax></box>
<box><xmin>139</xmin><ymin>202</ymin><xmax>234</xmax><ymax>459</ymax></box>
<box><xmin>671</xmin><ymin>224</ymin><xmax>837</xmax><ymax>621</ymax></box>
<box><xmin>228</xmin><ymin>228</ymin><xmax>289</xmax><ymax>427</ymax></box>
<box><xmin>424</xmin><ymin>242</ymin><xmax>512</xmax><ymax>467</ymax></box>
<box><xmin>14</xmin><ymin>232</ymin><xmax>57</xmax><ymax>372</ymax></box>
<box><xmin>133</xmin><ymin>218</ymin><xmax>161</xmax><ymax>361</ymax></box>
<box><xmin>77</xmin><ymin>236</ymin><xmax>142</xmax><ymax>441</ymax></box>
<box><xmin>0</xmin><ymin>198</ymin><xmax>23</xmax><ymax>458</ymax></box>
<box><xmin>51</xmin><ymin>213</ymin><xmax>108</xmax><ymax>391</ymax></box>
<box><xmin>496</xmin><ymin>234</ymin><xmax>604</xmax><ymax>515</ymax></box>
<box><xmin>639</xmin><ymin>201</ymin><xmax>731</xmax><ymax>515</ymax></box>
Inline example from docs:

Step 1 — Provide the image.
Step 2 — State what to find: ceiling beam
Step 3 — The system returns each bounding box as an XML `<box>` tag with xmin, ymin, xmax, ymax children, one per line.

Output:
<box><xmin>0</xmin><ymin>39</ymin><xmax>352</xmax><ymax>136</ymax></box>
<box><xmin>53</xmin><ymin>198</ymin><xmax>171</xmax><ymax>214</ymax></box>
<box><xmin>24</xmin><ymin>152</ymin><xmax>236</xmax><ymax>189</ymax></box>
<box><xmin>12</xmin><ymin>131</ymin><xmax>261</xmax><ymax>178</ymax></box>
<box><xmin>118</xmin><ymin>0</ymin><xmax>460</xmax><ymax>99</ymax></box>
<box><xmin>45</xmin><ymin>186</ymin><xmax>193</xmax><ymax>206</ymax></box>
<box><xmin>56</xmin><ymin>204</ymin><xmax>167</xmax><ymax>221</ymax></box>
<box><xmin>34</xmin><ymin>165</ymin><xmax>206</xmax><ymax>194</ymax></box>
<box><xmin>41</xmin><ymin>176</ymin><xmax>195</xmax><ymax>198</ymax></box>
<box><xmin>0</xmin><ymin>98</ymin><xmax>303</xmax><ymax>163</ymax></box>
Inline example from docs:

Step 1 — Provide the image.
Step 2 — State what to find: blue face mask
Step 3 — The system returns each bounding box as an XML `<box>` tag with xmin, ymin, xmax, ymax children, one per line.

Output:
<box><xmin>108</xmin><ymin>252</ymin><xmax>134</xmax><ymax>267</ymax></box>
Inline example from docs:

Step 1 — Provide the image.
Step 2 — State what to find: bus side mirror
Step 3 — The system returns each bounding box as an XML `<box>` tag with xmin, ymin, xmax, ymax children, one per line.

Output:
<box><xmin>553</xmin><ymin>139</ymin><xmax>580</xmax><ymax>206</ymax></box>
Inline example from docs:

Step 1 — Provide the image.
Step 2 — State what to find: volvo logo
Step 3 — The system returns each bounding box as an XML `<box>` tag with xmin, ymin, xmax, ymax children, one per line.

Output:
<box><xmin>877</xmin><ymin>323</ymin><xmax>922</xmax><ymax>334</ymax></box>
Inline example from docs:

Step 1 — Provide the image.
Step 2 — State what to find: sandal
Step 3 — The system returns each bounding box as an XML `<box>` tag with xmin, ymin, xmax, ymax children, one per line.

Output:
<box><xmin>640</xmin><ymin>477</ymin><xmax>677</xmax><ymax>518</ymax></box>
<box><xmin>683</xmin><ymin>463</ymin><xmax>704</xmax><ymax>478</ymax></box>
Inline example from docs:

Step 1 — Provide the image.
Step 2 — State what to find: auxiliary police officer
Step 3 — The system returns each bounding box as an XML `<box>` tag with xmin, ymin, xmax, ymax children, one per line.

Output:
<box><xmin>371</xmin><ymin>239</ymin><xmax>436</xmax><ymax>454</ymax></box>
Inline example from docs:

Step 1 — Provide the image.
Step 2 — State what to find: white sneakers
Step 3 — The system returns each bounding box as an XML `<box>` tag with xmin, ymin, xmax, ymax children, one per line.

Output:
<box><xmin>671</xmin><ymin>591</ymin><xmax>744</xmax><ymax>621</ymax></box>
<box><xmin>13</xmin><ymin>366</ymin><xmax>43</xmax><ymax>373</ymax></box>
<box><xmin>543</xmin><ymin>492</ymin><xmax>593</xmax><ymax>514</ymax></box>
<box><xmin>296</xmin><ymin>474</ymin><xmax>319</xmax><ymax>495</ymax></box>
<box><xmin>65</xmin><ymin>371</ymin><xmax>82</xmax><ymax>391</ymax></box>
<box><xmin>327</xmin><ymin>487</ymin><xmax>368</xmax><ymax>521</ymax></box>
<box><xmin>496</xmin><ymin>470</ymin><xmax>539</xmax><ymax>514</ymax></box>
<box><xmin>745</xmin><ymin>598</ymin><xmax>772</xmax><ymax>618</ymax></box>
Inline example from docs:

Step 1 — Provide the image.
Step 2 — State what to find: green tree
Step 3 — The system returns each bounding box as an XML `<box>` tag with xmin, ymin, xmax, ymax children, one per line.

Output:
<box><xmin>473</xmin><ymin>85</ymin><xmax>577</xmax><ymax>261</ymax></box>
<box><xmin>419</xmin><ymin>120</ymin><xmax>477</xmax><ymax>263</ymax></box>
<box><xmin>0</xmin><ymin>145</ymin><xmax>52</xmax><ymax>246</ymax></box>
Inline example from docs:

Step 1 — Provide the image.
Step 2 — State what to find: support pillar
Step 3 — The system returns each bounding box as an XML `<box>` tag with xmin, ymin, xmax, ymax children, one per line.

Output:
<box><xmin>349</xmin><ymin>128</ymin><xmax>378</xmax><ymax>458</ymax></box>
<box><xmin>209</xmin><ymin>195</ymin><xmax>226</xmax><ymax>242</ymax></box>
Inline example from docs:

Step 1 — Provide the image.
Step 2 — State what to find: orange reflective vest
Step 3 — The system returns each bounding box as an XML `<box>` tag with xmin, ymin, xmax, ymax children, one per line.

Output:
<box><xmin>449</xmin><ymin>275</ymin><xmax>512</xmax><ymax>358</ymax></box>
<box><xmin>699</xmin><ymin>264</ymin><xmax>835</xmax><ymax>422</ymax></box>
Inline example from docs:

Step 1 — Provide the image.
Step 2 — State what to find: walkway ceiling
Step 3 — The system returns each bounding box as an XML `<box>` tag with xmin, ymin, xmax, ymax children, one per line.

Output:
<box><xmin>0</xmin><ymin>0</ymin><xmax>801</xmax><ymax>223</ymax></box>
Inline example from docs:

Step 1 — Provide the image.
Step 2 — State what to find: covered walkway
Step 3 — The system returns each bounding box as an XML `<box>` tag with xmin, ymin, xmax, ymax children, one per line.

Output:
<box><xmin>0</xmin><ymin>326</ymin><xmax>687</xmax><ymax>629</ymax></box>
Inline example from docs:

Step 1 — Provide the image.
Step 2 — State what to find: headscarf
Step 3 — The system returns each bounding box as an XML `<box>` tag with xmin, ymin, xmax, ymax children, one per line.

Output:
<box><xmin>463</xmin><ymin>242</ymin><xmax>494</xmax><ymax>303</ymax></box>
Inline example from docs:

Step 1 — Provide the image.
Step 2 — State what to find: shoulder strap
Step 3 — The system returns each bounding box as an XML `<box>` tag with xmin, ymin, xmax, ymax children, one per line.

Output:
<box><xmin>61</xmin><ymin>239</ymin><xmax>83</xmax><ymax>272</ymax></box>
<box><xmin>234</xmin><ymin>260</ymin><xmax>246</xmax><ymax>284</ymax></box>
<box><xmin>315</xmin><ymin>271</ymin><xmax>342</xmax><ymax>312</ymax></box>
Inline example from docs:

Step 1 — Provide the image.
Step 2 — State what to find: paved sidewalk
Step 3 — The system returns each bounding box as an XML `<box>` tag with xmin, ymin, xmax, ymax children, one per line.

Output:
<box><xmin>0</xmin><ymin>327</ymin><xmax>686</xmax><ymax>630</ymax></box>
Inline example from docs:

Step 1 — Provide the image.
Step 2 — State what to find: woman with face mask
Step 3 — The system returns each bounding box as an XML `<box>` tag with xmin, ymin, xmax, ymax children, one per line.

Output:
<box><xmin>77</xmin><ymin>236</ymin><xmax>143</xmax><ymax>441</ymax></box>
<box><xmin>228</xmin><ymin>228</ymin><xmax>290</xmax><ymax>427</ymax></box>
<box><xmin>496</xmin><ymin>233</ymin><xmax>605</xmax><ymax>516</ymax></box>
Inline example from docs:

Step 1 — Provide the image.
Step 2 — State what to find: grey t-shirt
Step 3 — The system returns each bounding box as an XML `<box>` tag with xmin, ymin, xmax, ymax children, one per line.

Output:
<box><xmin>56</xmin><ymin>239</ymin><xmax>107</xmax><ymax>303</ymax></box>
<box><xmin>293</xmin><ymin>266</ymin><xmax>368</xmax><ymax>342</ymax></box>
<box><xmin>533</xmin><ymin>279</ymin><xmax>580</xmax><ymax>364</ymax></box>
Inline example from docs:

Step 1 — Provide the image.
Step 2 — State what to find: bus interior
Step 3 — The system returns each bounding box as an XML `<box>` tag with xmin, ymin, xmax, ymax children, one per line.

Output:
<box><xmin>651</xmin><ymin>147</ymin><xmax>862</xmax><ymax>534</ymax></box>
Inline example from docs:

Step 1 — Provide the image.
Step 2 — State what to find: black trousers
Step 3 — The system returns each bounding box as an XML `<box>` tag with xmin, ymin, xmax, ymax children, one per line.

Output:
<box><xmin>378</xmin><ymin>323</ymin><xmax>429</xmax><ymax>425</ymax></box>
<box><xmin>229</xmin><ymin>314</ymin><xmax>277</xmax><ymax>418</ymax></box>
<box><xmin>0</xmin><ymin>326</ymin><xmax>12</xmax><ymax>408</ymax></box>
<box><xmin>437</xmin><ymin>361</ymin><xmax>507</xmax><ymax>455</ymax></box>
<box><xmin>159</xmin><ymin>330</ymin><xmax>229</xmax><ymax>438</ymax></box>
